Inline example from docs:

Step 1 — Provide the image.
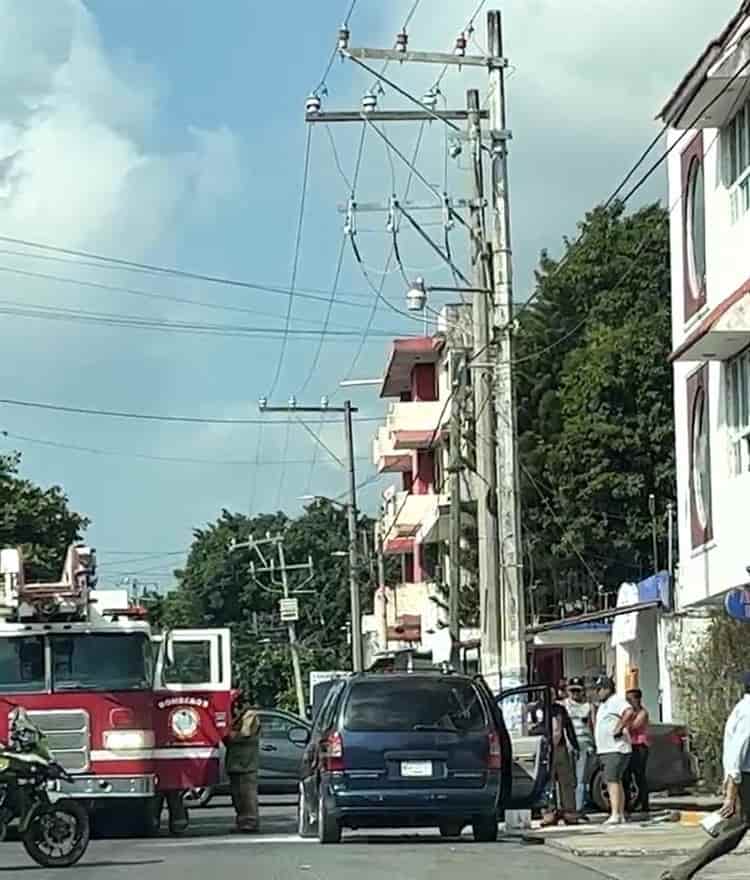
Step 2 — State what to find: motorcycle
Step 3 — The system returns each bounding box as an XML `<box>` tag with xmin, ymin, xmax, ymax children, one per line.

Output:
<box><xmin>0</xmin><ymin>707</ymin><xmax>90</xmax><ymax>868</ymax></box>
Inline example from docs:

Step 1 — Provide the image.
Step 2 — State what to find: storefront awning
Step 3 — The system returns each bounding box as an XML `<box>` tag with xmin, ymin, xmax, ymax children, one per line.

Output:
<box><xmin>527</xmin><ymin>572</ymin><xmax>671</xmax><ymax>635</ymax></box>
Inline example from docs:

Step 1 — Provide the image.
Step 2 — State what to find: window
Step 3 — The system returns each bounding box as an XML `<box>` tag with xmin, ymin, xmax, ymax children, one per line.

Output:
<box><xmin>51</xmin><ymin>634</ymin><xmax>153</xmax><ymax>692</ymax></box>
<box><xmin>163</xmin><ymin>639</ymin><xmax>211</xmax><ymax>685</ymax></box>
<box><xmin>727</xmin><ymin>348</ymin><xmax>750</xmax><ymax>475</ymax></box>
<box><xmin>343</xmin><ymin>678</ymin><xmax>487</xmax><ymax>733</ymax></box>
<box><xmin>682</xmin><ymin>133</ymin><xmax>707</xmax><ymax>321</ymax></box>
<box><xmin>260</xmin><ymin>713</ymin><xmax>295</xmax><ymax>739</ymax></box>
<box><xmin>688</xmin><ymin>366</ymin><xmax>712</xmax><ymax>548</ymax></box>
<box><xmin>687</xmin><ymin>158</ymin><xmax>707</xmax><ymax>298</ymax></box>
<box><xmin>722</xmin><ymin>100</ymin><xmax>750</xmax><ymax>223</ymax></box>
<box><xmin>0</xmin><ymin>636</ymin><xmax>45</xmax><ymax>693</ymax></box>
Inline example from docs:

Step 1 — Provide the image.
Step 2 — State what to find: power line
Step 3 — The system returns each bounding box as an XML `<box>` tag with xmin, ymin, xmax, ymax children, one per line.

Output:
<box><xmin>299</xmin><ymin>124</ymin><xmax>369</xmax><ymax>393</ymax></box>
<box><xmin>0</xmin><ymin>429</ymin><xmax>369</xmax><ymax>467</ymax></box>
<box><xmin>0</xmin><ymin>246</ymin><xmax>388</xmax><ymax>305</ymax></box>
<box><xmin>0</xmin><ymin>397</ymin><xmax>382</xmax><ymax>425</ymax></box>
<box><xmin>0</xmin><ymin>297</ymin><xmax>407</xmax><ymax>341</ymax></box>
<box><xmin>269</xmin><ymin>124</ymin><xmax>314</xmax><ymax>396</ymax></box>
<box><xmin>0</xmin><ymin>262</ymin><xmax>390</xmax><ymax>331</ymax></box>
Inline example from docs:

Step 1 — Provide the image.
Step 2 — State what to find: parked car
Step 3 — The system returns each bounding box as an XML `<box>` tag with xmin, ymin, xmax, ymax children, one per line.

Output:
<box><xmin>294</xmin><ymin>671</ymin><xmax>553</xmax><ymax>844</ymax></box>
<box><xmin>586</xmin><ymin>722</ymin><xmax>699</xmax><ymax>812</ymax></box>
<box><xmin>184</xmin><ymin>709</ymin><xmax>310</xmax><ymax>807</ymax></box>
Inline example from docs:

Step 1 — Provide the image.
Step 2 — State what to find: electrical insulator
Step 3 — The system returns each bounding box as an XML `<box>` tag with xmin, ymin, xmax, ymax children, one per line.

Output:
<box><xmin>320</xmin><ymin>395</ymin><xmax>329</xmax><ymax>409</ymax></box>
<box><xmin>422</xmin><ymin>88</ymin><xmax>438</xmax><ymax>111</ymax></box>
<box><xmin>454</xmin><ymin>32</ymin><xmax>467</xmax><ymax>57</ymax></box>
<box><xmin>395</xmin><ymin>30</ymin><xmax>408</xmax><ymax>53</ymax></box>
<box><xmin>305</xmin><ymin>93</ymin><xmax>321</xmax><ymax>115</ymax></box>
<box><xmin>338</xmin><ymin>25</ymin><xmax>350</xmax><ymax>51</ymax></box>
<box><xmin>361</xmin><ymin>90</ymin><xmax>378</xmax><ymax>113</ymax></box>
<box><xmin>288</xmin><ymin>395</ymin><xmax>297</xmax><ymax>409</ymax></box>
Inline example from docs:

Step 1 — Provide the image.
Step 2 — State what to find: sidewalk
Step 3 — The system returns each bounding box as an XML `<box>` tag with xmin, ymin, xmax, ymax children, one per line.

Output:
<box><xmin>531</xmin><ymin>818</ymin><xmax>750</xmax><ymax>858</ymax></box>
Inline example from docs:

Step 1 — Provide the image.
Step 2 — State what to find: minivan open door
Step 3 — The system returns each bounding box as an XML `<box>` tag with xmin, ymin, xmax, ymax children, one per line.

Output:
<box><xmin>496</xmin><ymin>684</ymin><xmax>555</xmax><ymax>809</ymax></box>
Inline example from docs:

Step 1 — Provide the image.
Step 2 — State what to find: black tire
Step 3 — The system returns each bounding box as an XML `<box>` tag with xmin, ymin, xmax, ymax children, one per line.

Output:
<box><xmin>317</xmin><ymin>788</ymin><xmax>341</xmax><ymax>844</ymax></box>
<box><xmin>439</xmin><ymin>820</ymin><xmax>464</xmax><ymax>838</ymax></box>
<box><xmin>590</xmin><ymin>768</ymin><xmax>638</xmax><ymax>813</ymax></box>
<box><xmin>472</xmin><ymin>814</ymin><xmax>498</xmax><ymax>843</ymax></box>
<box><xmin>22</xmin><ymin>799</ymin><xmax>90</xmax><ymax>868</ymax></box>
<box><xmin>298</xmin><ymin>784</ymin><xmax>315</xmax><ymax>838</ymax></box>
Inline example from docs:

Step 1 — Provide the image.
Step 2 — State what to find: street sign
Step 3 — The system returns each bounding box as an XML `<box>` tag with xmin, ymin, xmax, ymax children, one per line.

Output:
<box><xmin>279</xmin><ymin>597</ymin><xmax>299</xmax><ymax>622</ymax></box>
<box><xmin>725</xmin><ymin>589</ymin><xmax>750</xmax><ymax>621</ymax></box>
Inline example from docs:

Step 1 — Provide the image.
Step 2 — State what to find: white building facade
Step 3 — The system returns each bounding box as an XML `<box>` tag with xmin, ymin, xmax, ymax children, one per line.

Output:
<box><xmin>660</xmin><ymin>1</ymin><xmax>750</xmax><ymax>717</ymax></box>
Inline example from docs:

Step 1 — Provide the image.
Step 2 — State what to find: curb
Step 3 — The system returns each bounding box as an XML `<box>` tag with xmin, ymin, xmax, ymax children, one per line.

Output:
<box><xmin>677</xmin><ymin>810</ymin><xmax>708</xmax><ymax>827</ymax></box>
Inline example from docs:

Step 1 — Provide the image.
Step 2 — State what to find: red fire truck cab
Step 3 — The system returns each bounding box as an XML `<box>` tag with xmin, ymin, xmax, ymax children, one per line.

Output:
<box><xmin>0</xmin><ymin>544</ymin><xmax>232</xmax><ymax>834</ymax></box>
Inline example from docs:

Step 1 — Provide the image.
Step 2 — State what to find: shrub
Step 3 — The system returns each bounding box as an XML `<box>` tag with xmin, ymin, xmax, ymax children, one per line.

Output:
<box><xmin>672</xmin><ymin>614</ymin><xmax>750</xmax><ymax>787</ymax></box>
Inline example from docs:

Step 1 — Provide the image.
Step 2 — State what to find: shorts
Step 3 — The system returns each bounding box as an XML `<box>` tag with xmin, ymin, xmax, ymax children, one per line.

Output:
<box><xmin>600</xmin><ymin>752</ymin><xmax>630</xmax><ymax>784</ymax></box>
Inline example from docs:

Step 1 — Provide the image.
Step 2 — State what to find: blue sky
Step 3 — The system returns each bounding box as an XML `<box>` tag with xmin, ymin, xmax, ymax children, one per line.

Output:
<box><xmin>0</xmin><ymin>0</ymin><xmax>739</xmax><ymax>590</ymax></box>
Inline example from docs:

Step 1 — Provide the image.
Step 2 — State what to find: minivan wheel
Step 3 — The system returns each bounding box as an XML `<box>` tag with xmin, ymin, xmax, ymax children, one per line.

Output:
<box><xmin>439</xmin><ymin>820</ymin><xmax>464</xmax><ymax>838</ymax></box>
<box><xmin>472</xmin><ymin>815</ymin><xmax>498</xmax><ymax>843</ymax></box>
<box><xmin>317</xmin><ymin>789</ymin><xmax>341</xmax><ymax>844</ymax></box>
<box><xmin>298</xmin><ymin>784</ymin><xmax>315</xmax><ymax>838</ymax></box>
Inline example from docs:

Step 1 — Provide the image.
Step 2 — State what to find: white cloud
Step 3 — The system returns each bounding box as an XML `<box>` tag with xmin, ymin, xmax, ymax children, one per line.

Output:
<box><xmin>0</xmin><ymin>0</ymin><xmax>241</xmax><ymax>255</ymax></box>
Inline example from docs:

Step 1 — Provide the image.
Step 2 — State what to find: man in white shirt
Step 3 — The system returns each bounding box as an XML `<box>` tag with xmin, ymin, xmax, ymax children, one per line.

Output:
<box><xmin>594</xmin><ymin>676</ymin><xmax>634</xmax><ymax>826</ymax></box>
<box><xmin>661</xmin><ymin>675</ymin><xmax>750</xmax><ymax>880</ymax></box>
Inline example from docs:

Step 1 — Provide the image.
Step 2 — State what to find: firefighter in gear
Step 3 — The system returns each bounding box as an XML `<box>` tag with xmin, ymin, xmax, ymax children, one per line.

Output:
<box><xmin>224</xmin><ymin>693</ymin><xmax>260</xmax><ymax>833</ymax></box>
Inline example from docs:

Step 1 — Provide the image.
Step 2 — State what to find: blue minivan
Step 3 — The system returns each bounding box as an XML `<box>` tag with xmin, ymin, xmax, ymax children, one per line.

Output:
<box><xmin>292</xmin><ymin>671</ymin><xmax>552</xmax><ymax>844</ymax></box>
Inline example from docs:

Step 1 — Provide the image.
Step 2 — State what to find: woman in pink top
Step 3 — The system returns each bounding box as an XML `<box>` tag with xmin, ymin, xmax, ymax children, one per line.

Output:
<box><xmin>625</xmin><ymin>688</ymin><xmax>651</xmax><ymax>813</ymax></box>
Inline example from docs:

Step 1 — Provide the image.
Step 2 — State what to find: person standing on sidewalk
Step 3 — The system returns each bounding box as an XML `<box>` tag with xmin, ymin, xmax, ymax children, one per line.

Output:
<box><xmin>625</xmin><ymin>688</ymin><xmax>651</xmax><ymax>814</ymax></box>
<box><xmin>564</xmin><ymin>677</ymin><xmax>595</xmax><ymax>815</ymax></box>
<box><xmin>661</xmin><ymin>674</ymin><xmax>750</xmax><ymax>880</ymax></box>
<box><xmin>541</xmin><ymin>698</ymin><xmax>581</xmax><ymax>826</ymax></box>
<box><xmin>594</xmin><ymin>676</ymin><xmax>634</xmax><ymax>826</ymax></box>
<box><xmin>224</xmin><ymin>693</ymin><xmax>261</xmax><ymax>834</ymax></box>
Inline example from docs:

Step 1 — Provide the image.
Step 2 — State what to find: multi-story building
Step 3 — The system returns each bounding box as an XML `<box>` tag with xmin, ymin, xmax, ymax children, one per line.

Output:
<box><xmin>365</xmin><ymin>305</ymin><xmax>477</xmax><ymax>664</ymax></box>
<box><xmin>658</xmin><ymin>2</ymin><xmax>750</xmax><ymax>716</ymax></box>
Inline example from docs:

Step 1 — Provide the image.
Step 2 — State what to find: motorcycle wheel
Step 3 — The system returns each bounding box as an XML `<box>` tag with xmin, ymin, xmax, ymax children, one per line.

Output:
<box><xmin>22</xmin><ymin>799</ymin><xmax>90</xmax><ymax>868</ymax></box>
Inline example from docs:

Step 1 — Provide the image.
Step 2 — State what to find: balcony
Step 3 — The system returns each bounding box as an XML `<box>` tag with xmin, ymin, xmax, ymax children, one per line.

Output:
<box><xmin>381</xmin><ymin>490</ymin><xmax>437</xmax><ymax>554</ymax></box>
<box><xmin>372</xmin><ymin>426</ymin><xmax>411</xmax><ymax>474</ymax></box>
<box><xmin>386</xmin><ymin>400</ymin><xmax>447</xmax><ymax>449</ymax></box>
<box><xmin>380</xmin><ymin>488</ymin><xmax>448</xmax><ymax>554</ymax></box>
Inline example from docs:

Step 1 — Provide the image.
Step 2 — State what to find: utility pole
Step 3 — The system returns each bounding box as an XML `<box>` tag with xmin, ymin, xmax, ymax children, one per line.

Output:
<box><xmin>375</xmin><ymin>521</ymin><xmax>388</xmax><ymax>651</ymax></box>
<box><xmin>258</xmin><ymin>398</ymin><xmax>363</xmax><ymax>672</ymax></box>
<box><xmin>344</xmin><ymin>399</ymin><xmax>363</xmax><ymax>672</ymax></box>
<box><xmin>666</xmin><ymin>501</ymin><xmax>675</xmax><ymax>577</ymax></box>
<box><xmin>467</xmin><ymin>86</ymin><xmax>502</xmax><ymax>691</ymax></box>
<box><xmin>649</xmin><ymin>493</ymin><xmax>659</xmax><ymax>573</ymax></box>
<box><xmin>448</xmin><ymin>351</ymin><xmax>466</xmax><ymax>666</ymax></box>
<box><xmin>318</xmin><ymin>14</ymin><xmax>519</xmax><ymax>687</ymax></box>
<box><xmin>236</xmin><ymin>534</ymin><xmax>314</xmax><ymax>718</ymax></box>
<box><xmin>276</xmin><ymin>540</ymin><xmax>306</xmax><ymax>717</ymax></box>
<box><xmin>488</xmin><ymin>11</ymin><xmax>526</xmax><ymax>690</ymax></box>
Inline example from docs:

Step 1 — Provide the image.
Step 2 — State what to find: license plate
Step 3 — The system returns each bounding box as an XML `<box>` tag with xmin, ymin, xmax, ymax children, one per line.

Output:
<box><xmin>401</xmin><ymin>760</ymin><xmax>432</xmax><ymax>777</ymax></box>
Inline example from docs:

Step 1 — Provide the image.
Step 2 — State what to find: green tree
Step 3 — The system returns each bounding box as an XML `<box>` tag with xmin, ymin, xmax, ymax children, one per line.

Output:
<box><xmin>515</xmin><ymin>203</ymin><xmax>673</xmax><ymax>614</ymax></box>
<box><xmin>0</xmin><ymin>452</ymin><xmax>89</xmax><ymax>581</ymax></box>
<box><xmin>154</xmin><ymin>500</ymin><xmax>372</xmax><ymax>710</ymax></box>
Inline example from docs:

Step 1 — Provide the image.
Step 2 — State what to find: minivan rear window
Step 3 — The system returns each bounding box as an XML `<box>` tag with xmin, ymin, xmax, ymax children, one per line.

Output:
<box><xmin>344</xmin><ymin>678</ymin><xmax>487</xmax><ymax>733</ymax></box>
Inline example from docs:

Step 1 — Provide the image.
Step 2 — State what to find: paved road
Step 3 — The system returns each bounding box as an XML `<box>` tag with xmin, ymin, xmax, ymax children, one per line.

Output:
<box><xmin>3</xmin><ymin>800</ymin><xmax>750</xmax><ymax>880</ymax></box>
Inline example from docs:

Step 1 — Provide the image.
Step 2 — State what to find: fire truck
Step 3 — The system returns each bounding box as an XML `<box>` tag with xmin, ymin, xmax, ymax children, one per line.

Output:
<box><xmin>0</xmin><ymin>544</ymin><xmax>232</xmax><ymax>834</ymax></box>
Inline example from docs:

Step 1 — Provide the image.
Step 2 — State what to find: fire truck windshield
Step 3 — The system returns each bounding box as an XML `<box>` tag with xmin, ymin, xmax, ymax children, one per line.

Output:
<box><xmin>51</xmin><ymin>633</ymin><xmax>154</xmax><ymax>692</ymax></box>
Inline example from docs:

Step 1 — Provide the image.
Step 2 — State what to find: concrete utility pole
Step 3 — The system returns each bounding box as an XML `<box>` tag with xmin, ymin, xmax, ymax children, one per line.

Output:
<box><xmin>467</xmin><ymin>87</ymin><xmax>502</xmax><ymax>691</ymax></box>
<box><xmin>488</xmin><ymin>11</ymin><xmax>526</xmax><ymax>690</ymax></box>
<box><xmin>277</xmin><ymin>540</ymin><xmax>305</xmax><ymax>717</ymax></box>
<box><xmin>258</xmin><ymin>399</ymin><xmax>363</xmax><ymax>672</ymax></box>
<box><xmin>448</xmin><ymin>351</ymin><xmax>466</xmax><ymax>666</ymax></box>
<box><xmin>375</xmin><ymin>521</ymin><xmax>388</xmax><ymax>651</ymax></box>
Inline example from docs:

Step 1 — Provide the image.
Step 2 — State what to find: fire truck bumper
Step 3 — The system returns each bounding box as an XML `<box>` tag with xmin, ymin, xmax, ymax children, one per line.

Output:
<box><xmin>54</xmin><ymin>774</ymin><xmax>157</xmax><ymax>798</ymax></box>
